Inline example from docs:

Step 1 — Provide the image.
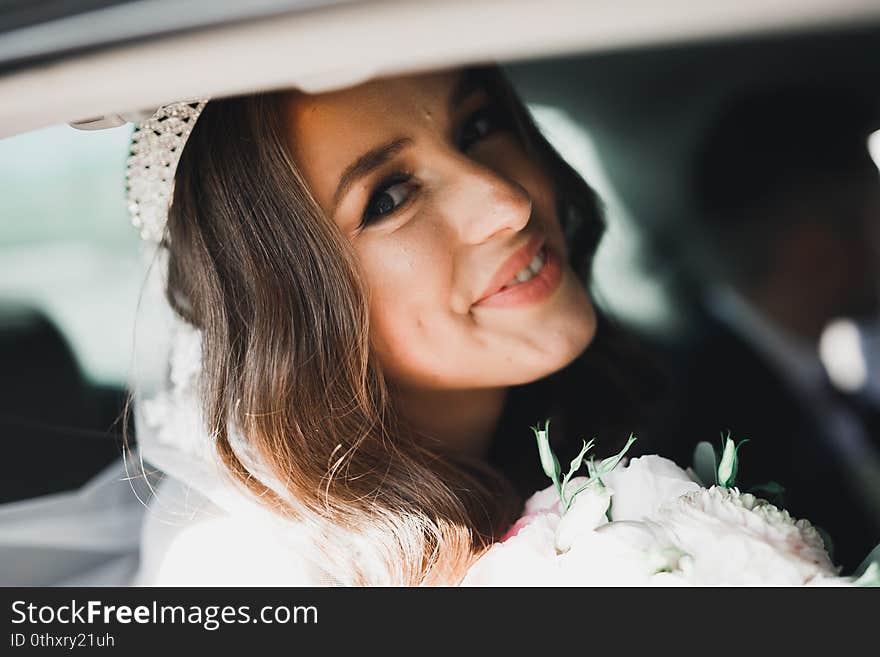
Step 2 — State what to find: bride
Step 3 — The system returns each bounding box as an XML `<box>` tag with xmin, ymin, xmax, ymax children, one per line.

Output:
<box><xmin>131</xmin><ymin>65</ymin><xmax>648</xmax><ymax>586</ymax></box>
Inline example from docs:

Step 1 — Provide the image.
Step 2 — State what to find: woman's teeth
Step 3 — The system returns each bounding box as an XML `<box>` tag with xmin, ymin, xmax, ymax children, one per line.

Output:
<box><xmin>501</xmin><ymin>248</ymin><xmax>546</xmax><ymax>289</ymax></box>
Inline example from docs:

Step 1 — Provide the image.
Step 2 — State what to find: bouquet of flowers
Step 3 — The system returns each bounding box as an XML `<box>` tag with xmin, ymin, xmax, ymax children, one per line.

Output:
<box><xmin>463</xmin><ymin>423</ymin><xmax>880</xmax><ymax>586</ymax></box>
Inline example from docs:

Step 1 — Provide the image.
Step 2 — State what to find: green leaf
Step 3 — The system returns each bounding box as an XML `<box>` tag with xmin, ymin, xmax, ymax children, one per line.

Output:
<box><xmin>692</xmin><ymin>441</ymin><xmax>717</xmax><ymax>487</ymax></box>
<box><xmin>561</xmin><ymin>439</ymin><xmax>594</xmax><ymax>510</ymax></box>
<box><xmin>568</xmin><ymin>439</ymin><xmax>594</xmax><ymax>475</ymax></box>
<box><xmin>854</xmin><ymin>562</ymin><xmax>880</xmax><ymax>587</ymax></box>
<box><xmin>749</xmin><ymin>481</ymin><xmax>785</xmax><ymax>495</ymax></box>
<box><xmin>855</xmin><ymin>541</ymin><xmax>880</xmax><ymax>579</ymax></box>
<box><xmin>586</xmin><ymin>455</ymin><xmax>597</xmax><ymax>478</ymax></box>
<box><xmin>560</xmin><ymin>435</ymin><xmax>636</xmax><ymax>512</ymax></box>
<box><xmin>748</xmin><ymin>481</ymin><xmax>786</xmax><ymax>507</ymax></box>
<box><xmin>733</xmin><ymin>439</ymin><xmax>749</xmax><ymax>474</ymax></box>
<box><xmin>595</xmin><ymin>434</ymin><xmax>637</xmax><ymax>477</ymax></box>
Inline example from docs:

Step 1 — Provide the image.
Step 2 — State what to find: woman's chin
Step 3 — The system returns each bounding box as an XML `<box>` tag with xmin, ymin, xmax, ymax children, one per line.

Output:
<box><xmin>509</xmin><ymin>292</ymin><xmax>597</xmax><ymax>386</ymax></box>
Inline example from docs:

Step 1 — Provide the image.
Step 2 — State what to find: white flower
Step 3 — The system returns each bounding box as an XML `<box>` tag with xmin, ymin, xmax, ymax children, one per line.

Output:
<box><xmin>560</xmin><ymin>520</ymin><xmax>687</xmax><ymax>586</ymax></box>
<box><xmin>554</xmin><ymin>480</ymin><xmax>611</xmax><ymax>552</ymax></box>
<box><xmin>522</xmin><ymin>480</ymin><xmax>564</xmax><ymax>516</ymax></box>
<box><xmin>656</xmin><ymin>486</ymin><xmax>837</xmax><ymax>585</ymax></box>
<box><xmin>463</xmin><ymin>454</ymin><xmax>853</xmax><ymax>587</ymax></box>
<box><xmin>601</xmin><ymin>455</ymin><xmax>701</xmax><ymax>522</ymax></box>
<box><xmin>461</xmin><ymin>513</ymin><xmax>563</xmax><ymax>586</ymax></box>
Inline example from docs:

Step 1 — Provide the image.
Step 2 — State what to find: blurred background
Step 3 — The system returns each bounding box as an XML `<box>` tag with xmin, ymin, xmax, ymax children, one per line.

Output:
<box><xmin>2</xmin><ymin>1</ymin><xmax>880</xmax><ymax>573</ymax></box>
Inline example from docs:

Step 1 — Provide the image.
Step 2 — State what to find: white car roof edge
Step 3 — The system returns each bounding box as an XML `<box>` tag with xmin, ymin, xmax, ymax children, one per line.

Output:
<box><xmin>1</xmin><ymin>0</ymin><xmax>880</xmax><ymax>139</ymax></box>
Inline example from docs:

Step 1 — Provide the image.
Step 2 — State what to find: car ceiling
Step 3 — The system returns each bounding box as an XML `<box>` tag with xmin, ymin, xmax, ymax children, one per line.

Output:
<box><xmin>2</xmin><ymin>1</ymin><xmax>879</xmax><ymax>253</ymax></box>
<box><xmin>0</xmin><ymin>0</ymin><xmax>353</xmax><ymax>70</ymax></box>
<box><xmin>2</xmin><ymin>0</ymin><xmax>880</xmax><ymax>139</ymax></box>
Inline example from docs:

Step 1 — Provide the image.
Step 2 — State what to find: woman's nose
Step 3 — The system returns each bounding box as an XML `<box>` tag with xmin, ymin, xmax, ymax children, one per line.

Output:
<box><xmin>440</xmin><ymin>156</ymin><xmax>532</xmax><ymax>244</ymax></box>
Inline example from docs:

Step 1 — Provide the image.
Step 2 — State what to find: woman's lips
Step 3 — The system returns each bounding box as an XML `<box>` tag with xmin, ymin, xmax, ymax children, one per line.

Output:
<box><xmin>472</xmin><ymin>245</ymin><xmax>562</xmax><ymax>309</ymax></box>
<box><xmin>475</xmin><ymin>234</ymin><xmax>544</xmax><ymax>303</ymax></box>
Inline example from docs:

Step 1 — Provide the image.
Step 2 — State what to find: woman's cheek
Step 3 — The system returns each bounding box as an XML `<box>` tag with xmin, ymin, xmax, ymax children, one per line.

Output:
<box><xmin>364</xmin><ymin>261</ymin><xmax>426</xmax><ymax>366</ymax></box>
<box><xmin>365</xmin><ymin>263</ymin><xmax>463</xmax><ymax>385</ymax></box>
<box><xmin>368</xmin><ymin>305</ymin><xmax>440</xmax><ymax>385</ymax></box>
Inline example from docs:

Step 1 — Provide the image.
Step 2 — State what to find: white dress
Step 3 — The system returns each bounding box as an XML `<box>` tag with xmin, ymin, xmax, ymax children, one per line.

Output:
<box><xmin>134</xmin><ymin>475</ymin><xmax>328</xmax><ymax>586</ymax></box>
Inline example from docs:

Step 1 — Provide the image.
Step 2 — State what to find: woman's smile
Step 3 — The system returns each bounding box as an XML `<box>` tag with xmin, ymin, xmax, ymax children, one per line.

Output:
<box><xmin>472</xmin><ymin>238</ymin><xmax>563</xmax><ymax>309</ymax></box>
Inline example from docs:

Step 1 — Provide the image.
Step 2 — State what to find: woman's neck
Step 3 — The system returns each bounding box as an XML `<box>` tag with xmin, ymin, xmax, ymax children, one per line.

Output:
<box><xmin>393</xmin><ymin>384</ymin><xmax>508</xmax><ymax>460</ymax></box>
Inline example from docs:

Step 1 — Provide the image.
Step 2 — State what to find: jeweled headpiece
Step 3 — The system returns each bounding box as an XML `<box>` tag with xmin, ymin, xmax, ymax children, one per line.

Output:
<box><xmin>125</xmin><ymin>99</ymin><xmax>208</xmax><ymax>242</ymax></box>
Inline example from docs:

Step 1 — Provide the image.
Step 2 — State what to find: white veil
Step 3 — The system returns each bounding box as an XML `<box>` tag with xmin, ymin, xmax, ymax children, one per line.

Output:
<box><xmin>0</xmin><ymin>246</ymin><xmax>330</xmax><ymax>586</ymax></box>
<box><xmin>0</xmin><ymin>248</ymin><xmax>165</xmax><ymax>586</ymax></box>
<box><xmin>128</xmin><ymin>248</ymin><xmax>332</xmax><ymax>585</ymax></box>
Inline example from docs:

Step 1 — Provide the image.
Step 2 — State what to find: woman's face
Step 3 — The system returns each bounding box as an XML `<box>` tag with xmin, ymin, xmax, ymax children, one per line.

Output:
<box><xmin>284</xmin><ymin>69</ymin><xmax>596</xmax><ymax>391</ymax></box>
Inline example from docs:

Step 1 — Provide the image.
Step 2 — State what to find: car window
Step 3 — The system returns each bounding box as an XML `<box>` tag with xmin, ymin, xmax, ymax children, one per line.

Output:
<box><xmin>0</xmin><ymin>123</ymin><xmax>146</xmax><ymax>386</ymax></box>
<box><xmin>529</xmin><ymin>104</ymin><xmax>670</xmax><ymax>329</ymax></box>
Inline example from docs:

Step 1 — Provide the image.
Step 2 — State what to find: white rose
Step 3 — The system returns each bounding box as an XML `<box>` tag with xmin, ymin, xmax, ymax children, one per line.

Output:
<box><xmin>498</xmin><ymin>482</ymin><xmax>563</xmax><ymax>543</ymax></box>
<box><xmin>602</xmin><ymin>455</ymin><xmax>701</xmax><ymax>522</ymax></box>
<box><xmin>554</xmin><ymin>480</ymin><xmax>611</xmax><ymax>552</ymax></box>
<box><xmin>559</xmin><ymin>520</ymin><xmax>687</xmax><ymax>586</ymax></box>
<box><xmin>523</xmin><ymin>481</ymin><xmax>564</xmax><ymax>516</ymax></box>
<box><xmin>656</xmin><ymin>486</ymin><xmax>837</xmax><ymax>585</ymax></box>
<box><xmin>461</xmin><ymin>513</ymin><xmax>563</xmax><ymax>586</ymax></box>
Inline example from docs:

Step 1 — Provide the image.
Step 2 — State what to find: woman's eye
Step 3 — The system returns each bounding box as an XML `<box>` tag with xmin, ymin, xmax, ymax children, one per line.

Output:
<box><xmin>459</xmin><ymin>106</ymin><xmax>501</xmax><ymax>150</ymax></box>
<box><xmin>362</xmin><ymin>176</ymin><xmax>413</xmax><ymax>225</ymax></box>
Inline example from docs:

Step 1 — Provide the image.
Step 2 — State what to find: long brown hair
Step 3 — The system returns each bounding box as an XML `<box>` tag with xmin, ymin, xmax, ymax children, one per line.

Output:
<box><xmin>161</xmin><ymin>66</ymin><xmax>603</xmax><ymax>585</ymax></box>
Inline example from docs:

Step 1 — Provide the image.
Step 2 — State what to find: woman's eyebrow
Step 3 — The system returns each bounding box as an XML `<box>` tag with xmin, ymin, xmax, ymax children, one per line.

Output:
<box><xmin>331</xmin><ymin>74</ymin><xmax>484</xmax><ymax>212</ymax></box>
<box><xmin>333</xmin><ymin>136</ymin><xmax>413</xmax><ymax>210</ymax></box>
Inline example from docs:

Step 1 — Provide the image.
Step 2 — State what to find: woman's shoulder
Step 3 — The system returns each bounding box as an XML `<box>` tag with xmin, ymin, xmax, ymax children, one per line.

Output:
<box><xmin>135</xmin><ymin>476</ymin><xmax>329</xmax><ymax>586</ymax></box>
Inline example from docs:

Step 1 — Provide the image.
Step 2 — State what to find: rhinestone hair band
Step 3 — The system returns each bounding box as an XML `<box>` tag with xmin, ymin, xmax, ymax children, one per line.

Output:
<box><xmin>125</xmin><ymin>99</ymin><xmax>209</xmax><ymax>243</ymax></box>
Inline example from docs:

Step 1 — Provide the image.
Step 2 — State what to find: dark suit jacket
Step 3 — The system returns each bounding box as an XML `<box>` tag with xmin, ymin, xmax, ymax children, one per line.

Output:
<box><xmin>642</xmin><ymin>311</ymin><xmax>880</xmax><ymax>573</ymax></box>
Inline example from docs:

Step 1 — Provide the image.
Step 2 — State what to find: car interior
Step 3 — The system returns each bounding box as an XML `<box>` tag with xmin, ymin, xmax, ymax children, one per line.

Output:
<box><xmin>1</xmin><ymin>2</ymin><xmax>880</xmax><ymax>534</ymax></box>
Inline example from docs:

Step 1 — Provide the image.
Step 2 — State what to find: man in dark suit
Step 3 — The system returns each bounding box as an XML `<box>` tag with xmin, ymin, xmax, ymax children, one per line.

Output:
<box><xmin>647</xmin><ymin>85</ymin><xmax>880</xmax><ymax>572</ymax></box>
